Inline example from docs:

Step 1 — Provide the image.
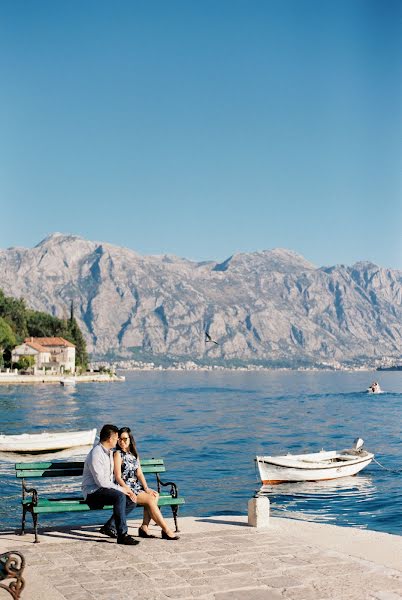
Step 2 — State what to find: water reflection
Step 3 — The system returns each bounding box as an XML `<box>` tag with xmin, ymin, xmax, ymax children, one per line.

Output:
<box><xmin>258</xmin><ymin>474</ymin><xmax>378</xmax><ymax>527</ymax></box>
<box><xmin>258</xmin><ymin>474</ymin><xmax>376</xmax><ymax>496</ymax></box>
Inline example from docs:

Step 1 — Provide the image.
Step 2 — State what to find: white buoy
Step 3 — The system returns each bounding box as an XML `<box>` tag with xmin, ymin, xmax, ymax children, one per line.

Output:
<box><xmin>248</xmin><ymin>496</ymin><xmax>270</xmax><ymax>528</ymax></box>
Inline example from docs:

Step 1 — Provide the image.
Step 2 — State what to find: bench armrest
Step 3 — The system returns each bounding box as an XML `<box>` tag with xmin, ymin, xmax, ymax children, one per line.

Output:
<box><xmin>21</xmin><ymin>479</ymin><xmax>38</xmax><ymax>506</ymax></box>
<box><xmin>0</xmin><ymin>551</ymin><xmax>25</xmax><ymax>598</ymax></box>
<box><xmin>156</xmin><ymin>474</ymin><xmax>179</xmax><ymax>498</ymax></box>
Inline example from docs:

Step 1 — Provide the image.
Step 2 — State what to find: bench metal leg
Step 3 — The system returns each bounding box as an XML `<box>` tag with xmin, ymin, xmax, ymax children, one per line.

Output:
<box><xmin>33</xmin><ymin>513</ymin><xmax>39</xmax><ymax>543</ymax></box>
<box><xmin>20</xmin><ymin>506</ymin><xmax>27</xmax><ymax>536</ymax></box>
<box><xmin>171</xmin><ymin>505</ymin><xmax>180</xmax><ymax>532</ymax></box>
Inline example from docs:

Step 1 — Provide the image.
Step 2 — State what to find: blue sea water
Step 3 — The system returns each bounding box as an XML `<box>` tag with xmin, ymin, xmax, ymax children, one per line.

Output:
<box><xmin>0</xmin><ymin>370</ymin><xmax>401</xmax><ymax>535</ymax></box>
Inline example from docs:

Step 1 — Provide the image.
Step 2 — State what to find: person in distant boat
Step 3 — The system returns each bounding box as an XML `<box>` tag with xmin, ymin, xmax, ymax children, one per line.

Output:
<box><xmin>369</xmin><ymin>381</ymin><xmax>381</xmax><ymax>393</ymax></box>
<box><xmin>111</xmin><ymin>426</ymin><xmax>179</xmax><ymax>540</ymax></box>
<box><xmin>82</xmin><ymin>424</ymin><xmax>139</xmax><ymax>545</ymax></box>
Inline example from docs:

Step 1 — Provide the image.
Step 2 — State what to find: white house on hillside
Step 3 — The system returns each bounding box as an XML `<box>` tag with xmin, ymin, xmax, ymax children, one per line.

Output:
<box><xmin>12</xmin><ymin>337</ymin><xmax>76</xmax><ymax>373</ymax></box>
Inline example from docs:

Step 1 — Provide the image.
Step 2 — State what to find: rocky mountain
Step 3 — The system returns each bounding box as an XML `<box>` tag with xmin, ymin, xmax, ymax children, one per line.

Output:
<box><xmin>0</xmin><ymin>233</ymin><xmax>401</xmax><ymax>364</ymax></box>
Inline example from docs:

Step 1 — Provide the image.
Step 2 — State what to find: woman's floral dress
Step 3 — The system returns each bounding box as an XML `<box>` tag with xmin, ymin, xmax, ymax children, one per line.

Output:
<box><xmin>116</xmin><ymin>449</ymin><xmax>144</xmax><ymax>495</ymax></box>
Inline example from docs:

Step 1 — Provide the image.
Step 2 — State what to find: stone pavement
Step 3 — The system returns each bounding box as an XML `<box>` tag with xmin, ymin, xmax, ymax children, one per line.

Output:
<box><xmin>0</xmin><ymin>516</ymin><xmax>401</xmax><ymax>600</ymax></box>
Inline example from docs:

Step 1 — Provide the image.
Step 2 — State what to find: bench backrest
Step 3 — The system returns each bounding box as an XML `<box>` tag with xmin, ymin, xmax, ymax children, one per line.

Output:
<box><xmin>15</xmin><ymin>458</ymin><xmax>165</xmax><ymax>479</ymax></box>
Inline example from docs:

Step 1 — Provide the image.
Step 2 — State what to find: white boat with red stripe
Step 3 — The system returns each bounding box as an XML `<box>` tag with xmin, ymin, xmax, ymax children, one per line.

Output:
<box><xmin>256</xmin><ymin>438</ymin><xmax>374</xmax><ymax>485</ymax></box>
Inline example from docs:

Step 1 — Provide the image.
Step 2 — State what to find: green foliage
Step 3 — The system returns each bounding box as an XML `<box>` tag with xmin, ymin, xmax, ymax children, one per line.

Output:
<box><xmin>16</xmin><ymin>355</ymin><xmax>35</xmax><ymax>371</ymax></box>
<box><xmin>0</xmin><ymin>289</ymin><xmax>88</xmax><ymax>368</ymax></box>
<box><xmin>66</xmin><ymin>316</ymin><xmax>88</xmax><ymax>370</ymax></box>
<box><xmin>0</xmin><ymin>317</ymin><xmax>16</xmax><ymax>349</ymax></box>
<box><xmin>0</xmin><ymin>290</ymin><xmax>27</xmax><ymax>342</ymax></box>
<box><xmin>26</xmin><ymin>310</ymin><xmax>67</xmax><ymax>338</ymax></box>
<box><xmin>0</xmin><ymin>316</ymin><xmax>17</xmax><ymax>366</ymax></box>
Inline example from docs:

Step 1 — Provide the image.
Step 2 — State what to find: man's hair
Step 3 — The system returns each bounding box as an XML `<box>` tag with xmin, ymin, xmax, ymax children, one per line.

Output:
<box><xmin>99</xmin><ymin>424</ymin><xmax>119</xmax><ymax>442</ymax></box>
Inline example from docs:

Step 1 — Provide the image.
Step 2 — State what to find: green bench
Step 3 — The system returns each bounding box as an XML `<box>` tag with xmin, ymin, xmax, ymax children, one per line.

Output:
<box><xmin>15</xmin><ymin>458</ymin><xmax>185</xmax><ymax>543</ymax></box>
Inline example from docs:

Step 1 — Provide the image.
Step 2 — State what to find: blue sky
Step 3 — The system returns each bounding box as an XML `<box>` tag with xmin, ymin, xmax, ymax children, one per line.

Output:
<box><xmin>1</xmin><ymin>1</ymin><xmax>401</xmax><ymax>268</ymax></box>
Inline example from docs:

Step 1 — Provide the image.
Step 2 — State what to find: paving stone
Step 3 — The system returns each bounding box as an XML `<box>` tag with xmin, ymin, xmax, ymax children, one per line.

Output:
<box><xmin>160</xmin><ymin>585</ymin><xmax>194</xmax><ymax>598</ymax></box>
<box><xmin>190</xmin><ymin>574</ymin><xmax>265</xmax><ymax>592</ymax></box>
<box><xmin>258</xmin><ymin>575</ymin><xmax>303</xmax><ymax>588</ymax></box>
<box><xmin>223</xmin><ymin>562</ymin><xmax>260</xmax><ymax>573</ymax></box>
<box><xmin>58</xmin><ymin>594</ymin><xmax>97</xmax><ymax>600</ymax></box>
<box><xmin>79</xmin><ymin>584</ymin><xmax>120</xmax><ymax>596</ymax></box>
<box><xmin>214</xmin><ymin>588</ymin><xmax>283</xmax><ymax>599</ymax></box>
<box><xmin>54</xmin><ymin>584</ymin><xmax>87</xmax><ymax>598</ymax></box>
<box><xmin>179</xmin><ymin>551</ymin><xmax>213</xmax><ymax>561</ymax></box>
<box><xmin>106</xmin><ymin>566</ymin><xmax>143</xmax><ymax>579</ymax></box>
<box><xmin>282</xmin><ymin>585</ymin><xmax>332</xmax><ymax>600</ymax></box>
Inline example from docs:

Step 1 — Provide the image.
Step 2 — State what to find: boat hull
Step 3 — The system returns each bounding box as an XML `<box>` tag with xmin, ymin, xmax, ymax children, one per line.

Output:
<box><xmin>256</xmin><ymin>452</ymin><xmax>374</xmax><ymax>484</ymax></box>
<box><xmin>60</xmin><ymin>378</ymin><xmax>76</xmax><ymax>386</ymax></box>
<box><xmin>0</xmin><ymin>428</ymin><xmax>97</xmax><ymax>452</ymax></box>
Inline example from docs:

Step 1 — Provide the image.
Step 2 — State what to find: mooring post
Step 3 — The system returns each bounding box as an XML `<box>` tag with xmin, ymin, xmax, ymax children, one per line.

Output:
<box><xmin>248</xmin><ymin>495</ymin><xmax>270</xmax><ymax>528</ymax></box>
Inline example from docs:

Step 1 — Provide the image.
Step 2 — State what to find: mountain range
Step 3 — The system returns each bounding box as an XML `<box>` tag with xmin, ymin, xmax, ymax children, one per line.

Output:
<box><xmin>0</xmin><ymin>233</ymin><xmax>401</xmax><ymax>365</ymax></box>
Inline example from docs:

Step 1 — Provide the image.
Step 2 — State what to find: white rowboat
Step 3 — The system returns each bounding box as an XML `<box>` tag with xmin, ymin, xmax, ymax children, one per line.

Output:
<box><xmin>60</xmin><ymin>377</ymin><xmax>76</xmax><ymax>386</ymax></box>
<box><xmin>0</xmin><ymin>428</ymin><xmax>97</xmax><ymax>453</ymax></box>
<box><xmin>256</xmin><ymin>438</ymin><xmax>374</xmax><ymax>485</ymax></box>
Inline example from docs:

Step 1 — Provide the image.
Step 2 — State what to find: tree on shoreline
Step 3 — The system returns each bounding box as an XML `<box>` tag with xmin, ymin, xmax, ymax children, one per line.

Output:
<box><xmin>0</xmin><ymin>289</ymin><xmax>88</xmax><ymax>369</ymax></box>
<box><xmin>0</xmin><ymin>316</ymin><xmax>16</xmax><ymax>367</ymax></box>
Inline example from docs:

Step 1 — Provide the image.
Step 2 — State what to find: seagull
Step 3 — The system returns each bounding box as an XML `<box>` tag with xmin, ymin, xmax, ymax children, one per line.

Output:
<box><xmin>205</xmin><ymin>331</ymin><xmax>219</xmax><ymax>345</ymax></box>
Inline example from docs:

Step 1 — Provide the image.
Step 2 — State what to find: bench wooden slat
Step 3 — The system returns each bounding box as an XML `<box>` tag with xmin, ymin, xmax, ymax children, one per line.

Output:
<box><xmin>15</xmin><ymin>458</ymin><xmax>164</xmax><ymax>471</ymax></box>
<box><xmin>31</xmin><ymin>496</ymin><xmax>185</xmax><ymax>514</ymax></box>
<box><xmin>16</xmin><ymin>465</ymin><xmax>166</xmax><ymax>478</ymax></box>
<box><xmin>16</xmin><ymin>469</ymin><xmax>84</xmax><ymax>478</ymax></box>
<box><xmin>15</xmin><ymin>461</ymin><xmax>85</xmax><ymax>470</ymax></box>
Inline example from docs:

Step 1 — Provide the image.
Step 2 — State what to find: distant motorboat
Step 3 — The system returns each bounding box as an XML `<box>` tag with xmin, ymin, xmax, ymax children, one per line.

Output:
<box><xmin>60</xmin><ymin>377</ymin><xmax>76</xmax><ymax>386</ymax></box>
<box><xmin>0</xmin><ymin>428</ymin><xmax>97</xmax><ymax>453</ymax></box>
<box><xmin>256</xmin><ymin>438</ymin><xmax>374</xmax><ymax>485</ymax></box>
<box><xmin>367</xmin><ymin>381</ymin><xmax>382</xmax><ymax>394</ymax></box>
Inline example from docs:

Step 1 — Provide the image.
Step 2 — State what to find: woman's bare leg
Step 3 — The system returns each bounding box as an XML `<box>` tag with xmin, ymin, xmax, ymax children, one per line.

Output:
<box><xmin>141</xmin><ymin>505</ymin><xmax>152</xmax><ymax>530</ymax></box>
<box><xmin>136</xmin><ymin>492</ymin><xmax>175</xmax><ymax>536</ymax></box>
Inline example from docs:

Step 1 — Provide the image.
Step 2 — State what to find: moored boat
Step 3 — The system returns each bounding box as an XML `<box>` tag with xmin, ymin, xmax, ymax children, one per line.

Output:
<box><xmin>60</xmin><ymin>377</ymin><xmax>76</xmax><ymax>386</ymax></box>
<box><xmin>0</xmin><ymin>428</ymin><xmax>97</xmax><ymax>453</ymax></box>
<box><xmin>256</xmin><ymin>438</ymin><xmax>374</xmax><ymax>485</ymax></box>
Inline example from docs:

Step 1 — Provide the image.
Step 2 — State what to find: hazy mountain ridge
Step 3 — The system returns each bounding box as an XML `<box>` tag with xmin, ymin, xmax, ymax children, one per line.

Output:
<box><xmin>1</xmin><ymin>233</ymin><xmax>401</xmax><ymax>363</ymax></box>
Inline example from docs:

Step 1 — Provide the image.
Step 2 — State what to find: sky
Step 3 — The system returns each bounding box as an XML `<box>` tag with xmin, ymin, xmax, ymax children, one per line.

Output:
<box><xmin>1</xmin><ymin>0</ymin><xmax>402</xmax><ymax>268</ymax></box>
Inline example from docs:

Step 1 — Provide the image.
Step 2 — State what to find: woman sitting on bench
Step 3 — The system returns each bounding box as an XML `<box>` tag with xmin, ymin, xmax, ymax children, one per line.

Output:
<box><xmin>104</xmin><ymin>426</ymin><xmax>179</xmax><ymax>541</ymax></box>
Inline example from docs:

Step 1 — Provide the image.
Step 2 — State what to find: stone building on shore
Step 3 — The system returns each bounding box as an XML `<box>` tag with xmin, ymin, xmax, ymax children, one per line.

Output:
<box><xmin>11</xmin><ymin>337</ymin><xmax>76</xmax><ymax>373</ymax></box>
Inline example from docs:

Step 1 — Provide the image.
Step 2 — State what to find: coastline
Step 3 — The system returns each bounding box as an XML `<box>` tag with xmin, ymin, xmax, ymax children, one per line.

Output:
<box><xmin>1</xmin><ymin>515</ymin><xmax>401</xmax><ymax>599</ymax></box>
<box><xmin>0</xmin><ymin>373</ymin><xmax>125</xmax><ymax>385</ymax></box>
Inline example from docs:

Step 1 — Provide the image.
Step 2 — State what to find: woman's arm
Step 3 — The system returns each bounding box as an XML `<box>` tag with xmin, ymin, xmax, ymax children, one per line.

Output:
<box><xmin>113</xmin><ymin>452</ymin><xmax>132</xmax><ymax>493</ymax></box>
<box><xmin>136</xmin><ymin>462</ymin><xmax>157</xmax><ymax>496</ymax></box>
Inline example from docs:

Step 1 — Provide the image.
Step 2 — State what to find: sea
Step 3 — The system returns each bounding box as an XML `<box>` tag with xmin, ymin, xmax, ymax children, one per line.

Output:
<box><xmin>0</xmin><ymin>370</ymin><xmax>401</xmax><ymax>536</ymax></box>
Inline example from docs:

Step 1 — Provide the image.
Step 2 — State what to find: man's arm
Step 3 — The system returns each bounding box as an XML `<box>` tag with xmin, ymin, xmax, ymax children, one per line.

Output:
<box><xmin>88</xmin><ymin>446</ymin><xmax>124</xmax><ymax>492</ymax></box>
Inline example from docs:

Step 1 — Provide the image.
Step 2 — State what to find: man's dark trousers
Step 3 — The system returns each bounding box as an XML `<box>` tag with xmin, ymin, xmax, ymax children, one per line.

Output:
<box><xmin>86</xmin><ymin>487</ymin><xmax>136</xmax><ymax>536</ymax></box>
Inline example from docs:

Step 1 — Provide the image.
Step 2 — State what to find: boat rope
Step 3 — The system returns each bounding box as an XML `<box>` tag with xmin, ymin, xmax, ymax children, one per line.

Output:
<box><xmin>373</xmin><ymin>457</ymin><xmax>402</xmax><ymax>473</ymax></box>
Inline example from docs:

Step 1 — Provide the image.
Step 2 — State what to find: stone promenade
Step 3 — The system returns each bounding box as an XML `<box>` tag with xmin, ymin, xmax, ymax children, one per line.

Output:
<box><xmin>0</xmin><ymin>516</ymin><xmax>401</xmax><ymax>600</ymax></box>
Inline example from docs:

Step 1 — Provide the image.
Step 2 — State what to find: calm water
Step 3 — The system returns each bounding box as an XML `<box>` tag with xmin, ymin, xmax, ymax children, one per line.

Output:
<box><xmin>0</xmin><ymin>370</ymin><xmax>401</xmax><ymax>535</ymax></box>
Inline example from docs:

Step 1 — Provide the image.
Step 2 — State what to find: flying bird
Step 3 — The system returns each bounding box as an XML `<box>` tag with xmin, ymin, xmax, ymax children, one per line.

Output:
<box><xmin>205</xmin><ymin>331</ymin><xmax>219</xmax><ymax>345</ymax></box>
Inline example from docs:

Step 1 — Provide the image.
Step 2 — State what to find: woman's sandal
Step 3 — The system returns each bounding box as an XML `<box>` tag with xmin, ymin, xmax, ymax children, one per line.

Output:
<box><xmin>161</xmin><ymin>530</ymin><xmax>180</xmax><ymax>540</ymax></box>
<box><xmin>138</xmin><ymin>526</ymin><xmax>157</xmax><ymax>539</ymax></box>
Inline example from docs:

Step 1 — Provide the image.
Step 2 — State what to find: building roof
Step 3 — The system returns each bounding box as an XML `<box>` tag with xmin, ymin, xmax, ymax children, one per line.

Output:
<box><xmin>24</xmin><ymin>337</ymin><xmax>76</xmax><ymax>348</ymax></box>
<box><xmin>24</xmin><ymin>341</ymin><xmax>50</xmax><ymax>353</ymax></box>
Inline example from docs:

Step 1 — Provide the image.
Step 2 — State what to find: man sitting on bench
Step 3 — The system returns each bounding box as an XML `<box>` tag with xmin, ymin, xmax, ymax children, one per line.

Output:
<box><xmin>82</xmin><ymin>423</ymin><xmax>139</xmax><ymax>545</ymax></box>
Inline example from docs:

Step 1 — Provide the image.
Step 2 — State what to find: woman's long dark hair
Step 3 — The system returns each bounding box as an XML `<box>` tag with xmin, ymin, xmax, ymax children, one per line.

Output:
<box><xmin>118</xmin><ymin>426</ymin><xmax>138</xmax><ymax>458</ymax></box>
